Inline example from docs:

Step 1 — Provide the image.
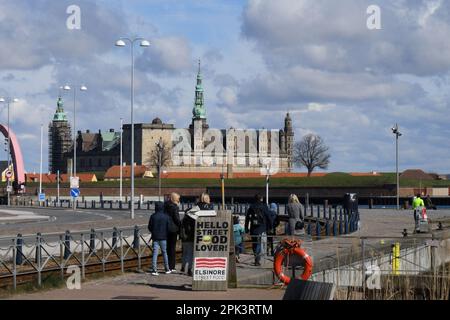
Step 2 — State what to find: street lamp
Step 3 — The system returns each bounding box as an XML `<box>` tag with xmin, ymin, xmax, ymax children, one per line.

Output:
<box><xmin>120</xmin><ymin>117</ymin><xmax>123</xmax><ymax>202</ymax></box>
<box><xmin>265</xmin><ymin>163</ymin><xmax>271</xmax><ymax>205</ymax></box>
<box><xmin>63</xmin><ymin>84</ymin><xmax>87</xmax><ymax>210</ymax></box>
<box><xmin>392</xmin><ymin>124</ymin><xmax>402</xmax><ymax>210</ymax></box>
<box><xmin>0</xmin><ymin>96</ymin><xmax>19</xmax><ymax>206</ymax></box>
<box><xmin>115</xmin><ymin>37</ymin><xmax>150</xmax><ymax>219</ymax></box>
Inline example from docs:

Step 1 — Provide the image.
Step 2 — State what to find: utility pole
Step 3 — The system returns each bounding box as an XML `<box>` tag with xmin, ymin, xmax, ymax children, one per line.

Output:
<box><xmin>265</xmin><ymin>163</ymin><xmax>271</xmax><ymax>205</ymax></box>
<box><xmin>120</xmin><ymin>117</ymin><xmax>123</xmax><ymax>202</ymax></box>
<box><xmin>57</xmin><ymin>170</ymin><xmax>60</xmax><ymax>204</ymax></box>
<box><xmin>156</xmin><ymin>137</ymin><xmax>163</xmax><ymax>201</ymax></box>
<box><xmin>392</xmin><ymin>124</ymin><xmax>402</xmax><ymax>210</ymax></box>
<box><xmin>39</xmin><ymin>124</ymin><xmax>43</xmax><ymax>204</ymax></box>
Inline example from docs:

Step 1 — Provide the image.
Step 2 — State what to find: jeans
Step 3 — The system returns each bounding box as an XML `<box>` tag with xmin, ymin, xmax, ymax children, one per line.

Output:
<box><xmin>181</xmin><ymin>241</ymin><xmax>194</xmax><ymax>271</ymax></box>
<box><xmin>251</xmin><ymin>232</ymin><xmax>266</xmax><ymax>264</ymax></box>
<box><xmin>152</xmin><ymin>240</ymin><xmax>169</xmax><ymax>272</ymax></box>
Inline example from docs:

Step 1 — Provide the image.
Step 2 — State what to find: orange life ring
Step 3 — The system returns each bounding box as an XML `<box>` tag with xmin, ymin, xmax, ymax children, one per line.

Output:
<box><xmin>273</xmin><ymin>239</ymin><xmax>313</xmax><ymax>285</ymax></box>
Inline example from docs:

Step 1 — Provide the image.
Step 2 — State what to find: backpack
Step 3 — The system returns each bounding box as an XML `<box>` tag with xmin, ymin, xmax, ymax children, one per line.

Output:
<box><xmin>250</xmin><ymin>206</ymin><xmax>265</xmax><ymax>228</ymax></box>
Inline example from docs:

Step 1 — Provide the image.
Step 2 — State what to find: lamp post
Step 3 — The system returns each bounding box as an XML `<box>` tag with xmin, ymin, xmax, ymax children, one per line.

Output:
<box><xmin>392</xmin><ymin>124</ymin><xmax>402</xmax><ymax>210</ymax></box>
<box><xmin>0</xmin><ymin>96</ymin><xmax>19</xmax><ymax>206</ymax></box>
<box><xmin>115</xmin><ymin>37</ymin><xmax>150</xmax><ymax>219</ymax></box>
<box><xmin>63</xmin><ymin>85</ymin><xmax>87</xmax><ymax>211</ymax></box>
<box><xmin>120</xmin><ymin>117</ymin><xmax>123</xmax><ymax>202</ymax></box>
<box><xmin>39</xmin><ymin>124</ymin><xmax>43</xmax><ymax>205</ymax></box>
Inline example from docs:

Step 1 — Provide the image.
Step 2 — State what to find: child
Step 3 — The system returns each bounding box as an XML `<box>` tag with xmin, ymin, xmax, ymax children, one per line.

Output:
<box><xmin>233</xmin><ymin>215</ymin><xmax>244</xmax><ymax>262</ymax></box>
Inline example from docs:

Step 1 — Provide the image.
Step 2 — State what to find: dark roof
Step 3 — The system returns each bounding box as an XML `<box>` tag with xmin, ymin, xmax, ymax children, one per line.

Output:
<box><xmin>400</xmin><ymin>169</ymin><xmax>434</xmax><ymax>180</ymax></box>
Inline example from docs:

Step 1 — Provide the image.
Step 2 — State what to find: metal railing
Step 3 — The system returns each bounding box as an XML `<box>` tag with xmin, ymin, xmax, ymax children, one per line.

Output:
<box><xmin>0</xmin><ymin>225</ymin><xmax>152</xmax><ymax>290</ymax></box>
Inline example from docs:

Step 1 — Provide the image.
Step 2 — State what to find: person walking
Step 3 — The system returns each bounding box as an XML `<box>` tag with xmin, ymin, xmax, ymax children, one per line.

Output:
<box><xmin>147</xmin><ymin>201</ymin><xmax>171</xmax><ymax>275</ymax></box>
<box><xmin>180</xmin><ymin>211</ymin><xmax>196</xmax><ymax>276</ymax></box>
<box><xmin>412</xmin><ymin>193</ymin><xmax>425</xmax><ymax>231</ymax></box>
<box><xmin>245</xmin><ymin>194</ymin><xmax>272</xmax><ymax>266</ymax></box>
<box><xmin>233</xmin><ymin>215</ymin><xmax>245</xmax><ymax>263</ymax></box>
<box><xmin>164</xmin><ymin>192</ymin><xmax>181</xmax><ymax>273</ymax></box>
<box><xmin>286</xmin><ymin>194</ymin><xmax>304</xmax><ymax>236</ymax></box>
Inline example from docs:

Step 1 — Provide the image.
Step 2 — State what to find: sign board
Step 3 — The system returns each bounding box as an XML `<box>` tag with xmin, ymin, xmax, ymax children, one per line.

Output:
<box><xmin>6</xmin><ymin>185</ymin><xmax>12</xmax><ymax>192</ymax></box>
<box><xmin>5</xmin><ymin>171</ymin><xmax>12</xmax><ymax>179</ymax></box>
<box><xmin>38</xmin><ymin>193</ymin><xmax>45</xmax><ymax>201</ymax></box>
<box><xmin>70</xmin><ymin>188</ymin><xmax>80</xmax><ymax>198</ymax></box>
<box><xmin>192</xmin><ymin>210</ymin><xmax>236</xmax><ymax>291</ymax></box>
<box><xmin>70</xmin><ymin>176</ymin><xmax>79</xmax><ymax>189</ymax></box>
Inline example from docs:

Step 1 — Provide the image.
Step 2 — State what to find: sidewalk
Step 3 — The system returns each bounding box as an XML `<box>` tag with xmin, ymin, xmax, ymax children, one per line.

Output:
<box><xmin>7</xmin><ymin>270</ymin><xmax>284</xmax><ymax>300</ymax></box>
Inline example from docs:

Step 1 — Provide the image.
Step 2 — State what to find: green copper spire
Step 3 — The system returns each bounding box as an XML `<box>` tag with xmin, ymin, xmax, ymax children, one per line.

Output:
<box><xmin>192</xmin><ymin>59</ymin><xmax>206</xmax><ymax>119</ymax></box>
<box><xmin>53</xmin><ymin>96</ymin><xmax>68</xmax><ymax>122</ymax></box>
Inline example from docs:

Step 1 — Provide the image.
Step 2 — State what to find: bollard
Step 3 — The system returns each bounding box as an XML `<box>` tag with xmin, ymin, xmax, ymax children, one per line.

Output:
<box><xmin>110</xmin><ymin>201</ymin><xmax>113</xmax><ymax>209</ymax></box>
<box><xmin>138</xmin><ymin>201</ymin><xmax>141</xmax><ymax>210</ymax></box>
<box><xmin>310</xmin><ymin>204</ymin><xmax>314</xmax><ymax>217</ymax></box>
<box><xmin>324</xmin><ymin>200</ymin><xmax>328</xmax><ymax>216</ymax></box>
<box><xmin>325</xmin><ymin>221</ymin><xmax>330</xmax><ymax>237</ymax></box>
<box><xmin>112</xmin><ymin>227</ymin><xmax>118</xmax><ymax>248</ymax></box>
<box><xmin>133</xmin><ymin>225</ymin><xmax>140</xmax><ymax>249</ymax></box>
<box><xmin>333</xmin><ymin>220</ymin><xmax>338</xmax><ymax>236</ymax></box>
<box><xmin>35</xmin><ymin>232</ymin><xmax>42</xmax><ymax>264</ymax></box>
<box><xmin>315</xmin><ymin>222</ymin><xmax>321</xmax><ymax>239</ymax></box>
<box><xmin>344</xmin><ymin>214</ymin><xmax>349</xmax><ymax>234</ymax></box>
<box><xmin>101</xmin><ymin>200</ymin><xmax>104</xmax><ymax>209</ymax></box>
<box><xmin>147</xmin><ymin>201</ymin><xmax>150</xmax><ymax>210</ymax></box>
<box><xmin>128</xmin><ymin>201</ymin><xmax>131</xmax><ymax>209</ymax></box>
<box><xmin>317</xmin><ymin>205</ymin><xmax>320</xmax><ymax>218</ymax></box>
<box><xmin>64</xmin><ymin>230</ymin><xmax>71</xmax><ymax>259</ymax></box>
<box><xmin>76</xmin><ymin>200</ymin><xmax>79</xmax><ymax>208</ymax></box>
<box><xmin>119</xmin><ymin>200</ymin><xmax>122</xmax><ymax>210</ymax></box>
<box><xmin>369</xmin><ymin>198</ymin><xmax>374</xmax><ymax>209</ymax></box>
<box><xmin>16</xmin><ymin>234</ymin><xmax>23</xmax><ymax>265</ymax></box>
<box><xmin>90</xmin><ymin>229</ymin><xmax>96</xmax><ymax>253</ymax></box>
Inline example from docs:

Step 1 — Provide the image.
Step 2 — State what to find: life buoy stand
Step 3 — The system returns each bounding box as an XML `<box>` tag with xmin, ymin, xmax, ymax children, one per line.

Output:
<box><xmin>273</xmin><ymin>238</ymin><xmax>313</xmax><ymax>285</ymax></box>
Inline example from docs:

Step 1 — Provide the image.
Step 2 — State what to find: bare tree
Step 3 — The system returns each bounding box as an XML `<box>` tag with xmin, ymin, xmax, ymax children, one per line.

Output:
<box><xmin>294</xmin><ymin>134</ymin><xmax>330</xmax><ymax>177</ymax></box>
<box><xmin>147</xmin><ymin>138</ymin><xmax>171</xmax><ymax>174</ymax></box>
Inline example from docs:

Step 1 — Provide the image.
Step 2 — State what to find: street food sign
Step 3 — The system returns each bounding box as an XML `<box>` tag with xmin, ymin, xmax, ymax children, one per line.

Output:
<box><xmin>192</xmin><ymin>210</ymin><xmax>233</xmax><ymax>291</ymax></box>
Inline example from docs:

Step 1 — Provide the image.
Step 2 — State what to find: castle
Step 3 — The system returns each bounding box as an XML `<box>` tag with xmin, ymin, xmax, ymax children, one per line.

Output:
<box><xmin>48</xmin><ymin>63</ymin><xmax>294</xmax><ymax>175</ymax></box>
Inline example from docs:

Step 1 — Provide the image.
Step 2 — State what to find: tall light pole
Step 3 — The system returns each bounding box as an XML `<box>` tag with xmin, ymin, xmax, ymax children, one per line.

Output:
<box><xmin>63</xmin><ymin>85</ymin><xmax>87</xmax><ymax>179</ymax></box>
<box><xmin>0</xmin><ymin>96</ymin><xmax>19</xmax><ymax>206</ymax></box>
<box><xmin>392</xmin><ymin>124</ymin><xmax>402</xmax><ymax>210</ymax></box>
<box><xmin>120</xmin><ymin>117</ymin><xmax>123</xmax><ymax>202</ymax></box>
<box><xmin>115</xmin><ymin>37</ymin><xmax>150</xmax><ymax>219</ymax></box>
<box><xmin>63</xmin><ymin>85</ymin><xmax>87</xmax><ymax>211</ymax></box>
<box><xmin>39</xmin><ymin>124</ymin><xmax>43</xmax><ymax>204</ymax></box>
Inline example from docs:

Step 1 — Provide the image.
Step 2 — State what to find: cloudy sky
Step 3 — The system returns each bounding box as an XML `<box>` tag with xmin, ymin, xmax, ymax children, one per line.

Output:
<box><xmin>0</xmin><ymin>0</ymin><xmax>449</xmax><ymax>174</ymax></box>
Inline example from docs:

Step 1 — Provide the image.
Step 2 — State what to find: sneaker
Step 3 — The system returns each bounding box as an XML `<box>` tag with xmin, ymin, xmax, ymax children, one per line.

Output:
<box><xmin>180</xmin><ymin>267</ymin><xmax>185</xmax><ymax>273</ymax></box>
<box><xmin>170</xmin><ymin>269</ymin><xmax>177</xmax><ymax>273</ymax></box>
<box><xmin>151</xmin><ymin>271</ymin><xmax>159</xmax><ymax>276</ymax></box>
<box><xmin>187</xmin><ymin>269</ymin><xmax>193</xmax><ymax>277</ymax></box>
<box><xmin>254</xmin><ymin>261</ymin><xmax>261</xmax><ymax>266</ymax></box>
<box><xmin>165</xmin><ymin>270</ymin><xmax>172</xmax><ymax>274</ymax></box>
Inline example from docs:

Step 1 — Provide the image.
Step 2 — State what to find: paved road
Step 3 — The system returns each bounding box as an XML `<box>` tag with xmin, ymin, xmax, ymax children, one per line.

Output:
<box><xmin>0</xmin><ymin>206</ymin><xmax>153</xmax><ymax>238</ymax></box>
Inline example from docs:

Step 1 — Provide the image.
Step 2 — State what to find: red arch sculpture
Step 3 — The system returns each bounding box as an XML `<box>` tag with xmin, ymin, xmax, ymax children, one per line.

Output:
<box><xmin>0</xmin><ymin>125</ymin><xmax>26</xmax><ymax>185</ymax></box>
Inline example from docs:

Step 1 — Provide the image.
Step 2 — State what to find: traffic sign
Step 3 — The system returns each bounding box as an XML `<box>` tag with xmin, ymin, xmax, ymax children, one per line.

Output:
<box><xmin>6</xmin><ymin>185</ymin><xmax>12</xmax><ymax>192</ymax></box>
<box><xmin>70</xmin><ymin>176</ymin><xmax>80</xmax><ymax>189</ymax></box>
<box><xmin>38</xmin><ymin>193</ymin><xmax>45</xmax><ymax>201</ymax></box>
<box><xmin>70</xmin><ymin>188</ymin><xmax>80</xmax><ymax>198</ymax></box>
<box><xmin>5</xmin><ymin>171</ymin><xmax>12</xmax><ymax>179</ymax></box>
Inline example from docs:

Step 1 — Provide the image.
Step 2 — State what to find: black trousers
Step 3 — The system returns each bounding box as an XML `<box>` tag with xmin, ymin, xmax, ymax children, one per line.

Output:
<box><xmin>167</xmin><ymin>232</ymin><xmax>178</xmax><ymax>270</ymax></box>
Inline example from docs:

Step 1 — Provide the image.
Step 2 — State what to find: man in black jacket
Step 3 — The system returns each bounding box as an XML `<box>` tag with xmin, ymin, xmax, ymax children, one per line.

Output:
<box><xmin>180</xmin><ymin>213</ymin><xmax>196</xmax><ymax>276</ymax></box>
<box><xmin>148</xmin><ymin>201</ymin><xmax>171</xmax><ymax>275</ymax></box>
<box><xmin>164</xmin><ymin>192</ymin><xmax>181</xmax><ymax>272</ymax></box>
<box><xmin>245</xmin><ymin>194</ymin><xmax>272</xmax><ymax>266</ymax></box>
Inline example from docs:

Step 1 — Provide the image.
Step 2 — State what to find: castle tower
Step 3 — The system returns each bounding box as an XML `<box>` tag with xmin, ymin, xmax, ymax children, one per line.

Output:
<box><xmin>48</xmin><ymin>97</ymin><xmax>72</xmax><ymax>173</ymax></box>
<box><xmin>189</xmin><ymin>60</ymin><xmax>209</xmax><ymax>164</ymax></box>
<box><xmin>284</xmin><ymin>112</ymin><xmax>294</xmax><ymax>171</ymax></box>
